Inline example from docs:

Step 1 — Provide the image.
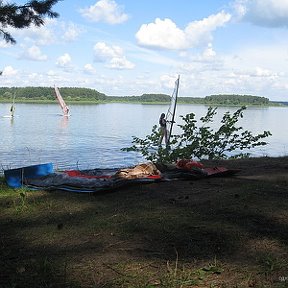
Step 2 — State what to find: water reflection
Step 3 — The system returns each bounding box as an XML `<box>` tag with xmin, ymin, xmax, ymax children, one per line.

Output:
<box><xmin>60</xmin><ymin>115</ymin><xmax>69</xmax><ymax>129</ymax></box>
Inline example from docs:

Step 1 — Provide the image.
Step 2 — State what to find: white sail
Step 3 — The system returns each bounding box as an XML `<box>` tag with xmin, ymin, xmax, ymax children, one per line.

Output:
<box><xmin>54</xmin><ymin>85</ymin><xmax>70</xmax><ymax>116</ymax></box>
<box><xmin>165</xmin><ymin>75</ymin><xmax>180</xmax><ymax>144</ymax></box>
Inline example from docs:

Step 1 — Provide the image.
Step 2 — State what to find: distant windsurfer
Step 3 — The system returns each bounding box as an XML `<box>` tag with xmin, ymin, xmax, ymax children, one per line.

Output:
<box><xmin>10</xmin><ymin>104</ymin><xmax>15</xmax><ymax>117</ymax></box>
<box><xmin>64</xmin><ymin>106</ymin><xmax>70</xmax><ymax>116</ymax></box>
<box><xmin>159</xmin><ymin>112</ymin><xmax>168</xmax><ymax>145</ymax></box>
<box><xmin>54</xmin><ymin>86</ymin><xmax>70</xmax><ymax>116</ymax></box>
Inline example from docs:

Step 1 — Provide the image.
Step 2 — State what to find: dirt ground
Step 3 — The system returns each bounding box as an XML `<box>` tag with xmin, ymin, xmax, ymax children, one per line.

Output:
<box><xmin>1</xmin><ymin>156</ymin><xmax>288</xmax><ymax>288</ymax></box>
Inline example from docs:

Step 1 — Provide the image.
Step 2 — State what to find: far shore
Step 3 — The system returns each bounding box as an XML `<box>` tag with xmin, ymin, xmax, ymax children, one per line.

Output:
<box><xmin>0</xmin><ymin>99</ymin><xmax>285</xmax><ymax>107</ymax></box>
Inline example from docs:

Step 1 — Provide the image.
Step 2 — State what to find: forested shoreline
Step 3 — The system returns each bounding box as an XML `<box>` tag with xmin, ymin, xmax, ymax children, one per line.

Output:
<box><xmin>0</xmin><ymin>86</ymin><xmax>282</xmax><ymax>106</ymax></box>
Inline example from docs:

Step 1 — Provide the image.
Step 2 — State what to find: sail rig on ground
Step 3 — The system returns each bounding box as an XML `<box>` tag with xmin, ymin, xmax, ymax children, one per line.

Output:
<box><xmin>165</xmin><ymin>75</ymin><xmax>180</xmax><ymax>144</ymax></box>
<box><xmin>54</xmin><ymin>85</ymin><xmax>70</xmax><ymax>116</ymax></box>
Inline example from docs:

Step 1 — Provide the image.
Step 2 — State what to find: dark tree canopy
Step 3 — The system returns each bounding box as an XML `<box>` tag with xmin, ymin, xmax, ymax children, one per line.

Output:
<box><xmin>0</xmin><ymin>0</ymin><xmax>60</xmax><ymax>44</ymax></box>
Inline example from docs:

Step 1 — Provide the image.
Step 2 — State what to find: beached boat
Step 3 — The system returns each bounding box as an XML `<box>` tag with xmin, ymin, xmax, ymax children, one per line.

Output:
<box><xmin>4</xmin><ymin>163</ymin><xmax>54</xmax><ymax>188</ymax></box>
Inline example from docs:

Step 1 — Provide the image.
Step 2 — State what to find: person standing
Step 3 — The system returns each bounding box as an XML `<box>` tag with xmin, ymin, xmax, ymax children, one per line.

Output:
<box><xmin>159</xmin><ymin>112</ymin><xmax>168</xmax><ymax>145</ymax></box>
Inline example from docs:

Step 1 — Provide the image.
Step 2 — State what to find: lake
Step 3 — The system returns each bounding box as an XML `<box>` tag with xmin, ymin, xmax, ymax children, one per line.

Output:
<box><xmin>1</xmin><ymin>103</ymin><xmax>287</xmax><ymax>172</ymax></box>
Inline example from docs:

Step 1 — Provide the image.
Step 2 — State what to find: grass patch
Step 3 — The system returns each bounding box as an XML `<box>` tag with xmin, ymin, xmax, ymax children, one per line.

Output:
<box><xmin>1</xmin><ymin>157</ymin><xmax>288</xmax><ymax>287</ymax></box>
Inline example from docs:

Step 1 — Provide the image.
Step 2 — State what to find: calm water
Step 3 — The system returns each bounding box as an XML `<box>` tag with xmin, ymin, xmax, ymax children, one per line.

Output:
<box><xmin>1</xmin><ymin>103</ymin><xmax>287</xmax><ymax>171</ymax></box>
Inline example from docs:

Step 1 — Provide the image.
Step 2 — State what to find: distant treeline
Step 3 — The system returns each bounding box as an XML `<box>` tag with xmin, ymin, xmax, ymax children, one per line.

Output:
<box><xmin>107</xmin><ymin>93</ymin><xmax>171</xmax><ymax>102</ymax></box>
<box><xmin>0</xmin><ymin>87</ymin><xmax>271</xmax><ymax>105</ymax></box>
<box><xmin>204</xmin><ymin>94</ymin><xmax>270</xmax><ymax>105</ymax></box>
<box><xmin>0</xmin><ymin>87</ymin><xmax>106</xmax><ymax>101</ymax></box>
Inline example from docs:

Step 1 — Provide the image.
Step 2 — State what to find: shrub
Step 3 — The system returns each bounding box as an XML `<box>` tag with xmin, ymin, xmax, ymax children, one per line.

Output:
<box><xmin>122</xmin><ymin>106</ymin><xmax>272</xmax><ymax>163</ymax></box>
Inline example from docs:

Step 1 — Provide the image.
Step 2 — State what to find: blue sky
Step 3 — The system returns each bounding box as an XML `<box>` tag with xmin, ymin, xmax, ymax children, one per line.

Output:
<box><xmin>1</xmin><ymin>0</ymin><xmax>288</xmax><ymax>101</ymax></box>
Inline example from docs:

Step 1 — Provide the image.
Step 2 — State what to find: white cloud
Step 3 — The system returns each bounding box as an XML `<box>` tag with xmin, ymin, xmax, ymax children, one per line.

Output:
<box><xmin>93</xmin><ymin>42</ymin><xmax>135</xmax><ymax>69</ymax></box>
<box><xmin>160</xmin><ymin>74</ymin><xmax>180</xmax><ymax>89</ymax></box>
<box><xmin>202</xmin><ymin>43</ymin><xmax>216</xmax><ymax>59</ymax></box>
<box><xmin>61</xmin><ymin>22</ymin><xmax>82</xmax><ymax>42</ymax></box>
<box><xmin>226</xmin><ymin>67</ymin><xmax>279</xmax><ymax>80</ymax></box>
<box><xmin>20</xmin><ymin>45</ymin><xmax>48</xmax><ymax>61</ymax></box>
<box><xmin>253</xmin><ymin>67</ymin><xmax>279</xmax><ymax>78</ymax></box>
<box><xmin>136</xmin><ymin>11</ymin><xmax>231</xmax><ymax>50</ymax></box>
<box><xmin>136</xmin><ymin>18</ymin><xmax>187</xmax><ymax>50</ymax></box>
<box><xmin>56</xmin><ymin>53</ymin><xmax>72</xmax><ymax>67</ymax></box>
<box><xmin>2</xmin><ymin>66</ymin><xmax>18</xmax><ymax>77</ymax></box>
<box><xmin>28</xmin><ymin>73</ymin><xmax>40</xmax><ymax>81</ymax></box>
<box><xmin>80</xmin><ymin>0</ymin><xmax>129</xmax><ymax>24</ymax></box>
<box><xmin>109</xmin><ymin>57</ymin><xmax>134</xmax><ymax>69</ymax></box>
<box><xmin>15</xmin><ymin>24</ymin><xmax>55</xmax><ymax>46</ymax></box>
<box><xmin>172</xmin><ymin>42</ymin><xmax>286</xmax><ymax>99</ymax></box>
<box><xmin>94</xmin><ymin>42</ymin><xmax>122</xmax><ymax>61</ymax></box>
<box><xmin>234</xmin><ymin>0</ymin><xmax>288</xmax><ymax>27</ymax></box>
<box><xmin>56</xmin><ymin>53</ymin><xmax>75</xmax><ymax>72</ymax></box>
<box><xmin>225</xmin><ymin>44</ymin><xmax>288</xmax><ymax>74</ymax></box>
<box><xmin>84</xmin><ymin>63</ymin><xmax>97</xmax><ymax>74</ymax></box>
<box><xmin>47</xmin><ymin>70</ymin><xmax>56</xmax><ymax>77</ymax></box>
<box><xmin>185</xmin><ymin>11</ymin><xmax>231</xmax><ymax>47</ymax></box>
<box><xmin>6</xmin><ymin>19</ymin><xmax>82</xmax><ymax>46</ymax></box>
<box><xmin>175</xmin><ymin>43</ymin><xmax>220</xmax><ymax>74</ymax></box>
<box><xmin>0</xmin><ymin>40</ymin><xmax>12</xmax><ymax>48</ymax></box>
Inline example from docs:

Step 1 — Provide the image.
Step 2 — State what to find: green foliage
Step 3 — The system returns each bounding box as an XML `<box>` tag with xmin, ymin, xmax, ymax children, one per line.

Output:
<box><xmin>0</xmin><ymin>86</ymin><xmax>106</xmax><ymax>101</ymax></box>
<box><xmin>178</xmin><ymin>94</ymin><xmax>270</xmax><ymax>106</ymax></box>
<box><xmin>257</xmin><ymin>253</ymin><xmax>286</xmax><ymax>278</ymax></box>
<box><xmin>106</xmin><ymin>93</ymin><xmax>171</xmax><ymax>103</ymax></box>
<box><xmin>108</xmin><ymin>94</ymin><xmax>270</xmax><ymax>105</ymax></box>
<box><xmin>0</xmin><ymin>87</ymin><xmax>273</xmax><ymax>105</ymax></box>
<box><xmin>140</xmin><ymin>93</ymin><xmax>171</xmax><ymax>102</ymax></box>
<box><xmin>0</xmin><ymin>0</ymin><xmax>60</xmax><ymax>44</ymax></box>
<box><xmin>122</xmin><ymin>106</ymin><xmax>272</xmax><ymax>163</ymax></box>
<box><xmin>205</xmin><ymin>94</ymin><xmax>270</xmax><ymax>105</ymax></box>
<box><xmin>122</xmin><ymin>125</ymin><xmax>177</xmax><ymax>163</ymax></box>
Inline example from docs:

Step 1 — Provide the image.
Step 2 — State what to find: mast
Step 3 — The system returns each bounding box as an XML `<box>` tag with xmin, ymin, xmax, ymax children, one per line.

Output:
<box><xmin>166</xmin><ymin>75</ymin><xmax>180</xmax><ymax>144</ymax></box>
<box><xmin>54</xmin><ymin>85</ymin><xmax>70</xmax><ymax>116</ymax></box>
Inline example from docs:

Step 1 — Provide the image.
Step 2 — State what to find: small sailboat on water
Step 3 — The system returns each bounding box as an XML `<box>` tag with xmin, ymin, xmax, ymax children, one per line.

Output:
<box><xmin>2</xmin><ymin>93</ymin><xmax>16</xmax><ymax>118</ymax></box>
<box><xmin>54</xmin><ymin>85</ymin><xmax>70</xmax><ymax>116</ymax></box>
<box><xmin>10</xmin><ymin>93</ymin><xmax>16</xmax><ymax>117</ymax></box>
